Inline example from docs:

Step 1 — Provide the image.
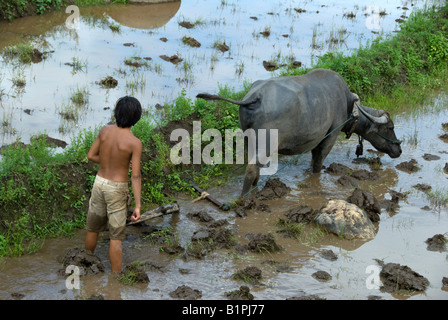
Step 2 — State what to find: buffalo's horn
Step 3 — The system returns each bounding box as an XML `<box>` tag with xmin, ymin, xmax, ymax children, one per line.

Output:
<box><xmin>359</xmin><ymin>106</ymin><xmax>388</xmax><ymax>124</ymax></box>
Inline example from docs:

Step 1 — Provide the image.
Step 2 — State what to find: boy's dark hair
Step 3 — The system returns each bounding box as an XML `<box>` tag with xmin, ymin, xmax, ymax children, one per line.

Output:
<box><xmin>114</xmin><ymin>96</ymin><xmax>142</xmax><ymax>128</ymax></box>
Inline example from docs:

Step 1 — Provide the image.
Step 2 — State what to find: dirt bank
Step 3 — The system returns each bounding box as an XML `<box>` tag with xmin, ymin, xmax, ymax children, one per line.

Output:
<box><xmin>0</xmin><ymin>0</ymin><xmax>180</xmax><ymax>21</ymax></box>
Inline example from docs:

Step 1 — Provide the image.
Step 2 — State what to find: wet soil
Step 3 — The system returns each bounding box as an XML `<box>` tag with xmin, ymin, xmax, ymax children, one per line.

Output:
<box><xmin>377</xmin><ymin>261</ymin><xmax>430</xmax><ymax>293</ymax></box>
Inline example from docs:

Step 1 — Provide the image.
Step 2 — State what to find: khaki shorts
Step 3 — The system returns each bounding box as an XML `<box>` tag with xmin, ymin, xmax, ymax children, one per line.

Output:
<box><xmin>86</xmin><ymin>175</ymin><xmax>130</xmax><ymax>241</ymax></box>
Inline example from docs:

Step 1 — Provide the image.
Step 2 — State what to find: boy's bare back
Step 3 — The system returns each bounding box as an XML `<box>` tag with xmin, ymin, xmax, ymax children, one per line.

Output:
<box><xmin>88</xmin><ymin>125</ymin><xmax>142</xmax><ymax>183</ymax></box>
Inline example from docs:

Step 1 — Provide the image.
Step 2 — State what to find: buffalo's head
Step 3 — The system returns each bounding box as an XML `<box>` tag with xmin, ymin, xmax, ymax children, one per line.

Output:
<box><xmin>358</xmin><ymin>106</ymin><xmax>402</xmax><ymax>158</ymax></box>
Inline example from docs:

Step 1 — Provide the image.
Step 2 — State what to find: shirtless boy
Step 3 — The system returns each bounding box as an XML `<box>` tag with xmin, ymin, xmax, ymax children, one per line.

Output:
<box><xmin>85</xmin><ymin>96</ymin><xmax>143</xmax><ymax>272</ymax></box>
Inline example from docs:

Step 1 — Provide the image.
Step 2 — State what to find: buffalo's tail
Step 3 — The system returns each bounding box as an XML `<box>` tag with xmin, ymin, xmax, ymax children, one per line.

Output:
<box><xmin>196</xmin><ymin>93</ymin><xmax>257</xmax><ymax>106</ymax></box>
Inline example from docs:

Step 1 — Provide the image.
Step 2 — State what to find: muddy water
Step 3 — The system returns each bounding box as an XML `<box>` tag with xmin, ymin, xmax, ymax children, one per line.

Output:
<box><xmin>0</xmin><ymin>0</ymin><xmax>448</xmax><ymax>300</ymax></box>
<box><xmin>0</xmin><ymin>0</ymin><xmax>437</xmax><ymax>148</ymax></box>
<box><xmin>1</xmin><ymin>96</ymin><xmax>447</xmax><ymax>300</ymax></box>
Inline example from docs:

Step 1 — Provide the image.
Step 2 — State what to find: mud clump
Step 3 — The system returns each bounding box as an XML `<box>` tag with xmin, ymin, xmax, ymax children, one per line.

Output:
<box><xmin>422</xmin><ymin>153</ymin><xmax>441</xmax><ymax>161</ymax></box>
<box><xmin>244</xmin><ymin>233</ymin><xmax>282</xmax><ymax>253</ymax></box>
<box><xmin>350</xmin><ymin>169</ymin><xmax>380</xmax><ymax>181</ymax></box>
<box><xmin>442</xmin><ymin>277</ymin><xmax>448</xmax><ymax>289</ymax></box>
<box><xmin>396</xmin><ymin>159</ymin><xmax>420</xmax><ymax>173</ymax></box>
<box><xmin>124</xmin><ymin>56</ymin><xmax>147</xmax><ymax>68</ymax></box>
<box><xmin>284</xmin><ymin>205</ymin><xmax>316</xmax><ymax>223</ymax></box>
<box><xmin>185</xmin><ymin>227</ymin><xmax>235</xmax><ymax>260</ymax></box>
<box><xmin>160</xmin><ymin>54</ymin><xmax>183</xmax><ymax>64</ymax></box>
<box><xmin>178</xmin><ymin>21</ymin><xmax>195</xmax><ymax>29</ymax></box>
<box><xmin>413</xmin><ymin>183</ymin><xmax>432</xmax><ymax>192</ymax></box>
<box><xmin>169</xmin><ymin>285</ymin><xmax>202</xmax><ymax>300</ymax></box>
<box><xmin>182</xmin><ymin>36</ymin><xmax>201</xmax><ymax>48</ymax></box>
<box><xmin>377</xmin><ymin>261</ymin><xmax>429</xmax><ymax>293</ymax></box>
<box><xmin>57</xmin><ymin>247</ymin><xmax>105</xmax><ymax>276</ymax></box>
<box><xmin>312</xmin><ymin>270</ymin><xmax>332</xmax><ymax>282</ymax></box>
<box><xmin>11</xmin><ymin>292</ymin><xmax>25</xmax><ymax>300</ymax></box>
<box><xmin>234</xmin><ymin>196</ymin><xmax>256</xmax><ymax>217</ymax></box>
<box><xmin>263</xmin><ymin>60</ymin><xmax>285</xmax><ymax>71</ymax></box>
<box><xmin>155</xmin><ymin>117</ymin><xmax>196</xmax><ymax>149</ymax></box>
<box><xmin>425</xmin><ymin>234</ymin><xmax>447</xmax><ymax>252</ymax></box>
<box><xmin>232</xmin><ymin>266</ymin><xmax>262</xmax><ymax>285</ymax></box>
<box><xmin>326</xmin><ymin>163</ymin><xmax>353</xmax><ymax>176</ymax></box>
<box><xmin>98</xmin><ymin>76</ymin><xmax>118</xmax><ymax>88</ymax></box>
<box><xmin>439</xmin><ymin>133</ymin><xmax>448</xmax><ymax>143</ymax></box>
<box><xmin>336</xmin><ymin>175</ymin><xmax>359</xmax><ymax>188</ymax></box>
<box><xmin>256</xmin><ymin>178</ymin><xmax>290</xmax><ymax>200</ymax></box>
<box><xmin>225</xmin><ymin>286</ymin><xmax>254</xmax><ymax>300</ymax></box>
<box><xmin>327</xmin><ymin>163</ymin><xmax>381</xmax><ymax>187</ymax></box>
<box><xmin>346</xmin><ymin>188</ymin><xmax>381</xmax><ymax>222</ymax></box>
<box><xmin>320</xmin><ymin>249</ymin><xmax>338</xmax><ymax>261</ymax></box>
<box><xmin>214</xmin><ymin>41</ymin><xmax>230</xmax><ymax>53</ymax></box>
<box><xmin>187</xmin><ymin>210</ymin><xmax>214</xmax><ymax>222</ymax></box>
<box><xmin>379</xmin><ymin>190</ymin><xmax>407</xmax><ymax>214</ymax></box>
<box><xmin>31</xmin><ymin>48</ymin><xmax>43</xmax><ymax>63</ymax></box>
<box><xmin>119</xmin><ymin>262</ymin><xmax>150</xmax><ymax>284</ymax></box>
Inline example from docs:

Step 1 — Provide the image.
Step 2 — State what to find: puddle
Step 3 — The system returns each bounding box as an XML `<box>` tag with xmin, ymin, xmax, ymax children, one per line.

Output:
<box><xmin>1</xmin><ymin>95</ymin><xmax>447</xmax><ymax>300</ymax></box>
<box><xmin>0</xmin><ymin>0</ymin><xmax>447</xmax><ymax>301</ymax></box>
<box><xmin>0</xmin><ymin>0</ymin><xmax>438</xmax><ymax>147</ymax></box>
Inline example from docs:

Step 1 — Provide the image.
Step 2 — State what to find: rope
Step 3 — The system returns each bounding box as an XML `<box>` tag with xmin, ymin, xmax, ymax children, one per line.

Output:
<box><xmin>185</xmin><ymin>112</ymin><xmax>356</xmax><ymax>207</ymax></box>
<box><xmin>191</xmin><ymin>191</ymin><xmax>210</xmax><ymax>203</ymax></box>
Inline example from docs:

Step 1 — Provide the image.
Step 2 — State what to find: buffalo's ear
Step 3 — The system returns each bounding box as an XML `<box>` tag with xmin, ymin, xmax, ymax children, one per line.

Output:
<box><xmin>366</xmin><ymin>122</ymin><xmax>378</xmax><ymax>135</ymax></box>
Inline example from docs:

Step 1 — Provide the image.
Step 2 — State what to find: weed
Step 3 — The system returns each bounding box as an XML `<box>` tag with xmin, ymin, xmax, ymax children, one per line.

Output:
<box><xmin>109</xmin><ymin>22</ymin><xmax>121</xmax><ymax>32</ymax></box>
<box><xmin>426</xmin><ymin>188</ymin><xmax>448</xmax><ymax>208</ymax></box>
<box><xmin>281</xmin><ymin>5</ymin><xmax>448</xmax><ymax>111</ymax></box>
<box><xmin>275</xmin><ymin>219</ymin><xmax>304</xmax><ymax>240</ymax></box>
<box><xmin>67</xmin><ymin>57</ymin><xmax>88</xmax><ymax>74</ymax></box>
<box><xmin>70</xmin><ymin>86</ymin><xmax>90</xmax><ymax>105</ymax></box>
<box><xmin>235</xmin><ymin>60</ymin><xmax>245</xmax><ymax>77</ymax></box>
<box><xmin>125</xmin><ymin>72</ymin><xmax>146</xmax><ymax>94</ymax></box>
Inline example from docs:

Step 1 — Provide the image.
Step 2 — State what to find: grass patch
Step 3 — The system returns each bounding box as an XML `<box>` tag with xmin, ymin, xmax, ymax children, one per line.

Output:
<box><xmin>280</xmin><ymin>5</ymin><xmax>448</xmax><ymax>113</ymax></box>
<box><xmin>426</xmin><ymin>188</ymin><xmax>448</xmax><ymax>208</ymax></box>
<box><xmin>0</xmin><ymin>0</ymin><xmax>129</xmax><ymax>20</ymax></box>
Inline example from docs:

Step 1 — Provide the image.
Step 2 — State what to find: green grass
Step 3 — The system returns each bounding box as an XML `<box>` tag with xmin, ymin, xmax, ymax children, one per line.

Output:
<box><xmin>280</xmin><ymin>5</ymin><xmax>448</xmax><ymax>113</ymax></box>
<box><xmin>1</xmin><ymin>43</ymin><xmax>35</xmax><ymax>64</ymax></box>
<box><xmin>0</xmin><ymin>0</ymin><xmax>129</xmax><ymax>20</ymax></box>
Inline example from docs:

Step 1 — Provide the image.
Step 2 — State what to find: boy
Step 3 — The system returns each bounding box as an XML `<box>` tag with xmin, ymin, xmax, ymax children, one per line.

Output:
<box><xmin>84</xmin><ymin>96</ymin><xmax>143</xmax><ymax>273</ymax></box>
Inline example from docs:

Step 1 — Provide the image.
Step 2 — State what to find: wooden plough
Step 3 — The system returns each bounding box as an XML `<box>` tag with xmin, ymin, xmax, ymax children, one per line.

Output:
<box><xmin>189</xmin><ymin>181</ymin><xmax>230</xmax><ymax>211</ymax></box>
<box><xmin>126</xmin><ymin>203</ymin><xmax>179</xmax><ymax>226</ymax></box>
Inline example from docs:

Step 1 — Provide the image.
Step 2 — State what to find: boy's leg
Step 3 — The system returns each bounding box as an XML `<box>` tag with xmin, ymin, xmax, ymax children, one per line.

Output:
<box><xmin>110</xmin><ymin>239</ymin><xmax>123</xmax><ymax>272</ymax></box>
<box><xmin>85</xmin><ymin>231</ymin><xmax>99</xmax><ymax>253</ymax></box>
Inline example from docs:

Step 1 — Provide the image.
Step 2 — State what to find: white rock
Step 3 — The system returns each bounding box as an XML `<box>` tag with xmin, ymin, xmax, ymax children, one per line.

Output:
<box><xmin>314</xmin><ymin>199</ymin><xmax>376</xmax><ymax>240</ymax></box>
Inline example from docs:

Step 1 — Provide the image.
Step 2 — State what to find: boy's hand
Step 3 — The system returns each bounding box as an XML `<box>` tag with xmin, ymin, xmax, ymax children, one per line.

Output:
<box><xmin>131</xmin><ymin>208</ymin><xmax>141</xmax><ymax>222</ymax></box>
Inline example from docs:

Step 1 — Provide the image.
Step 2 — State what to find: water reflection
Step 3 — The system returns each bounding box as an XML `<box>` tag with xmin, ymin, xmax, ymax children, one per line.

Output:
<box><xmin>107</xmin><ymin>2</ymin><xmax>181</xmax><ymax>30</ymax></box>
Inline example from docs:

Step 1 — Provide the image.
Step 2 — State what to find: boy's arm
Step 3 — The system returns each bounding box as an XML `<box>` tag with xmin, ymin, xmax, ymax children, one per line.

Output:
<box><xmin>130</xmin><ymin>139</ymin><xmax>143</xmax><ymax>222</ymax></box>
<box><xmin>87</xmin><ymin>134</ymin><xmax>101</xmax><ymax>163</ymax></box>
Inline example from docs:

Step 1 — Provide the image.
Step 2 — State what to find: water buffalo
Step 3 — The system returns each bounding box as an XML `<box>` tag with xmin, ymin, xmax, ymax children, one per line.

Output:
<box><xmin>197</xmin><ymin>68</ymin><xmax>402</xmax><ymax>197</ymax></box>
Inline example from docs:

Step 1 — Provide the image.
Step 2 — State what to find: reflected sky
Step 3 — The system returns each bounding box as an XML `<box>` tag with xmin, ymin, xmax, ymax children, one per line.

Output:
<box><xmin>0</xmin><ymin>0</ymin><xmax>443</xmax><ymax>147</ymax></box>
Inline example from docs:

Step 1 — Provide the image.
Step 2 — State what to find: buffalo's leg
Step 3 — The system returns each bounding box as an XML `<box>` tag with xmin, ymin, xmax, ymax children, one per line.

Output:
<box><xmin>311</xmin><ymin>132</ymin><xmax>339</xmax><ymax>173</ymax></box>
<box><xmin>241</xmin><ymin>164</ymin><xmax>260</xmax><ymax>197</ymax></box>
